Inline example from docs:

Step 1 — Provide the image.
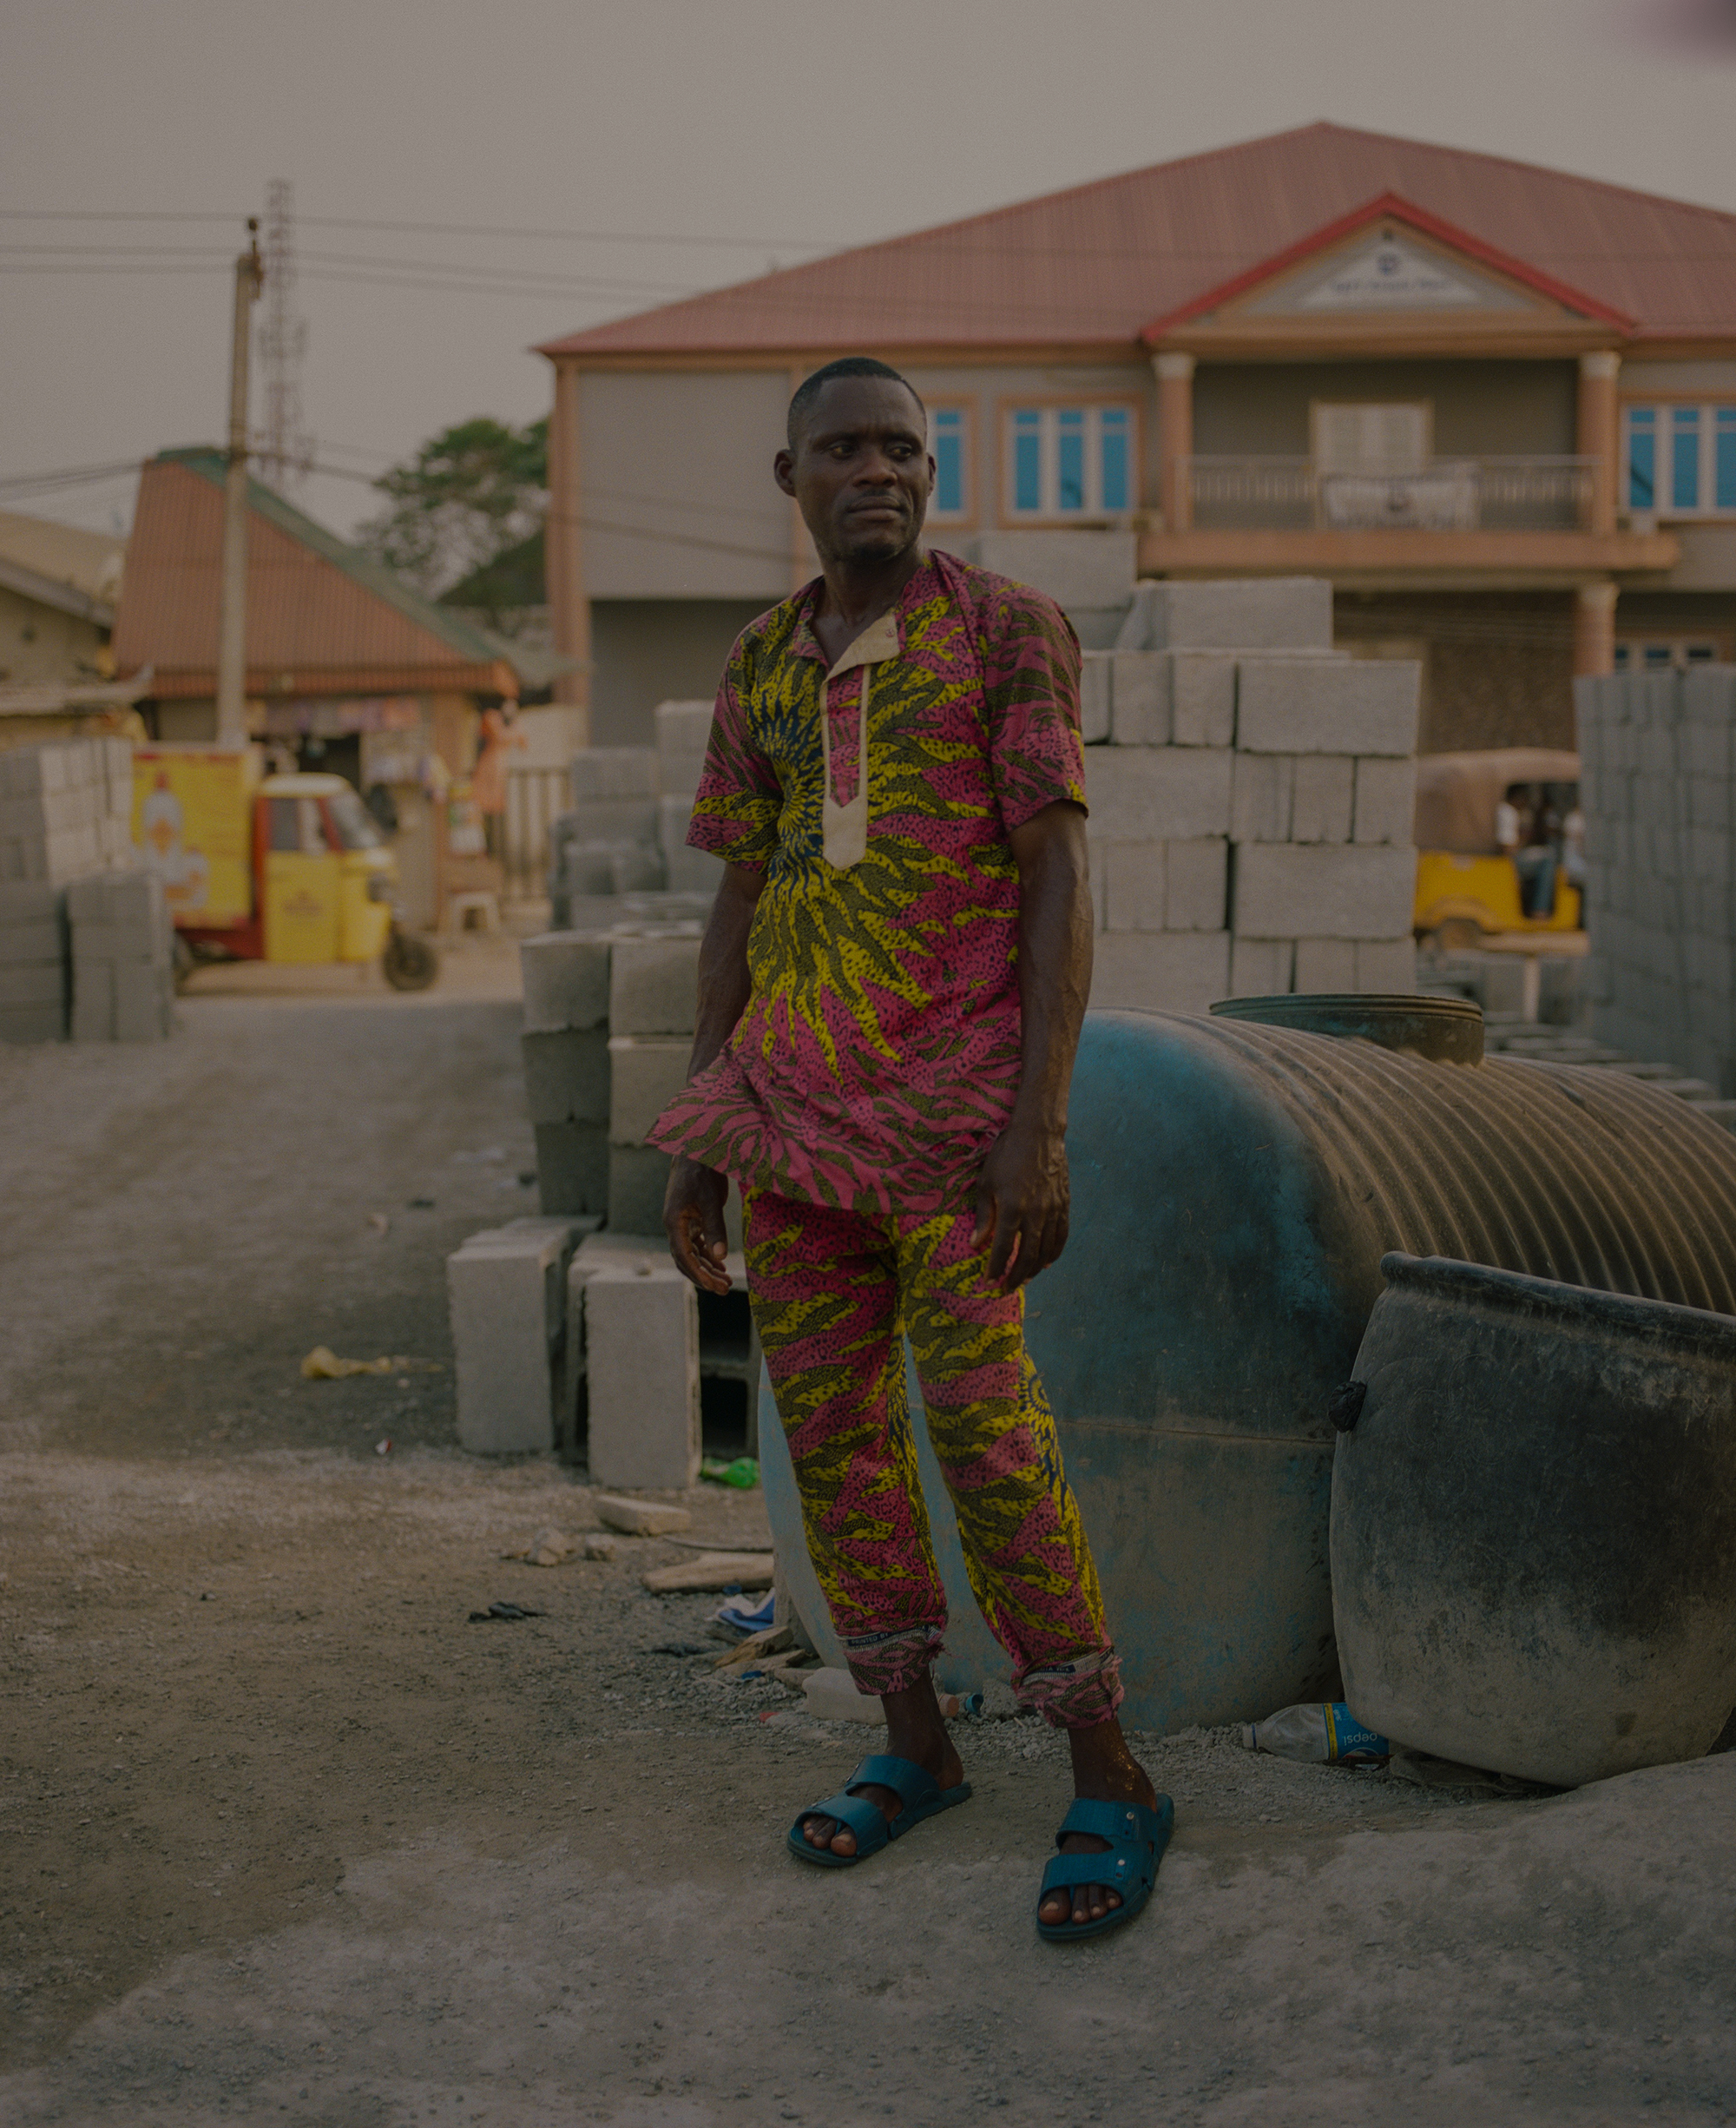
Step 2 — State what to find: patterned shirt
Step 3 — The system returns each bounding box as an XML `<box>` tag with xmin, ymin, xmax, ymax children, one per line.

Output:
<box><xmin>648</xmin><ymin>550</ymin><xmax>1086</xmax><ymax>1214</ymax></box>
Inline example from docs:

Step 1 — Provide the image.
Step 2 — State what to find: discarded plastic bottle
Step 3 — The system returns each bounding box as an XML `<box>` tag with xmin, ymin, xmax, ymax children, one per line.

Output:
<box><xmin>1242</xmin><ymin>1703</ymin><xmax>1390</xmax><ymax>1764</ymax></box>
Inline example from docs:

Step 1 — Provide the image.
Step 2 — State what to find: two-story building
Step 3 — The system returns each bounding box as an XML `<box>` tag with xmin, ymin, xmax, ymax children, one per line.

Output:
<box><xmin>536</xmin><ymin>122</ymin><xmax>1736</xmax><ymax>754</ymax></box>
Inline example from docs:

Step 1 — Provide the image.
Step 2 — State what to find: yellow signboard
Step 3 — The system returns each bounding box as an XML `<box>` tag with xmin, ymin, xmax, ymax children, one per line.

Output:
<box><xmin>132</xmin><ymin>746</ymin><xmax>260</xmax><ymax>928</ymax></box>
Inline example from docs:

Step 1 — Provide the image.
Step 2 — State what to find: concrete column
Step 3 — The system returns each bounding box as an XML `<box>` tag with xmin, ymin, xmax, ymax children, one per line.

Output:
<box><xmin>1575</xmin><ymin>580</ymin><xmax>1618</xmax><ymax>678</ymax></box>
<box><xmin>1153</xmin><ymin>352</ymin><xmax>1195</xmax><ymax>533</ymax></box>
<box><xmin>547</xmin><ymin>361</ymin><xmax>591</xmax><ymax>732</ymax></box>
<box><xmin>1577</xmin><ymin>350</ymin><xmax>1621</xmax><ymax>537</ymax></box>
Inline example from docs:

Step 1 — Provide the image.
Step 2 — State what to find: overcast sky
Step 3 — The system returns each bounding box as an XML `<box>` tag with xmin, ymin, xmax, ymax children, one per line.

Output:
<box><xmin>4</xmin><ymin>0</ymin><xmax>1735</xmax><ymax>545</ymax></box>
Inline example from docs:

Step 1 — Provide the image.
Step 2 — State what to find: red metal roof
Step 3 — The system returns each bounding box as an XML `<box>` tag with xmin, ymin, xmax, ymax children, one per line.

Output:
<box><xmin>114</xmin><ymin>451</ymin><xmax>519</xmax><ymax>701</ymax></box>
<box><xmin>537</xmin><ymin>122</ymin><xmax>1736</xmax><ymax>359</ymax></box>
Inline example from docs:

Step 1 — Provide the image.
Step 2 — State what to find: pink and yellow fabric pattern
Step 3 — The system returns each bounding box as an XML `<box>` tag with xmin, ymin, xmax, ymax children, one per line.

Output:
<box><xmin>647</xmin><ymin>550</ymin><xmax>1087</xmax><ymax>1213</ymax></box>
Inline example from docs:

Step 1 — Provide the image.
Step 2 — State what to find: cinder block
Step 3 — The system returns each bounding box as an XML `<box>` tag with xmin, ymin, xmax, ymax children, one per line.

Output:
<box><xmin>1103</xmin><ymin>841</ymin><xmax>1166</xmax><ymax>932</ymax></box>
<box><xmin>65</xmin><ymin>870</ymin><xmax>163</xmax><ymax>930</ymax></box>
<box><xmin>0</xmin><ymin>881</ymin><xmax>62</xmax><ymax>925</ymax></box>
<box><xmin>654</xmin><ymin>700</ymin><xmax>715</xmax><ymax>761</ymax></box>
<box><xmin>1232</xmin><ymin>844</ymin><xmax>1416</xmax><ymax>940</ymax></box>
<box><xmin>1228</xmin><ymin>938</ymin><xmax>1294</xmax><ymax>998</ymax></box>
<box><xmin>609</xmin><ymin>935</ymin><xmax>701</xmax><ymax>1037</ymax></box>
<box><xmin>522</xmin><ymin>1027</ymin><xmax>610</xmax><ymax>1124</ymax></box>
<box><xmin>113</xmin><ymin>961</ymin><xmax>173</xmax><ymax>1041</ymax></box>
<box><xmin>662</xmin><ymin>837</ymin><xmax>723</xmax><ymax>899</ymax></box>
<box><xmin>1080</xmin><ymin>655</ymin><xmax>1111</xmax><ymax>744</ymax></box>
<box><xmin>1290</xmin><ymin>757</ymin><xmax>1355</xmax><ymax>844</ymax></box>
<box><xmin>0</xmin><ymin>962</ymin><xmax>68</xmax><ymax>1007</ymax></box>
<box><xmin>1230</xmin><ymin>754</ymin><xmax>1293</xmax><ymax>844</ymax></box>
<box><xmin>1170</xmin><ymin>653</ymin><xmax>1238</xmax><ymax>748</ymax></box>
<box><xmin>1089</xmin><ymin>930</ymin><xmax>1229</xmax><ymax>1013</ymax></box>
<box><xmin>1165</xmin><ymin>839</ymin><xmax>1229</xmax><ymax>931</ymax></box>
<box><xmin>1122</xmin><ymin>576</ymin><xmax>1334</xmax><ymax>652</ymax></box>
<box><xmin>534</xmin><ymin>1120</ymin><xmax>609</xmax><ymax>1216</ymax></box>
<box><xmin>520</xmin><ymin>932</ymin><xmax>611</xmax><ymax>1033</ymax></box>
<box><xmin>608</xmin><ymin>1142</ymin><xmax>673</xmax><ymax>1236</ymax></box>
<box><xmin>1237</xmin><ymin>660</ymin><xmax>1419</xmax><ymax>757</ymax></box>
<box><xmin>582</xmin><ymin>1265</ymin><xmax>700</xmax><ymax>1491</ymax></box>
<box><xmin>1353</xmin><ymin>758</ymin><xmax>1417</xmax><ymax>846</ymax></box>
<box><xmin>1293</xmin><ymin>939</ymin><xmax>1357</xmax><ymax>992</ymax></box>
<box><xmin>0</xmin><ymin>921</ymin><xmax>65</xmax><ymax>962</ymax></box>
<box><xmin>570</xmin><ymin>748</ymin><xmax>659</xmax><ymax>803</ymax></box>
<box><xmin>0</xmin><ymin>1002</ymin><xmax>65</xmax><ymax>1044</ymax></box>
<box><xmin>608</xmin><ymin>1035</ymin><xmax>691</xmax><ymax>1145</ymax></box>
<box><xmin>967</xmin><ymin>530</ymin><xmax>1136</xmax><ymax>612</ymax></box>
<box><xmin>562</xmin><ymin>797</ymin><xmax>661</xmax><ymax>847</ymax></box>
<box><xmin>1087</xmin><ymin>748</ymin><xmax>1232</xmax><ymax>843</ymax></box>
<box><xmin>71</xmin><ymin>922</ymin><xmax>160</xmax><ymax>965</ymax></box>
<box><xmin>69</xmin><ymin>961</ymin><xmax>113</xmax><ymax>1042</ymax></box>
<box><xmin>448</xmin><ymin>1217</ymin><xmax>587</xmax><ymax>1454</ymax></box>
<box><xmin>1110</xmin><ymin>655</ymin><xmax>1171</xmax><ymax>748</ymax></box>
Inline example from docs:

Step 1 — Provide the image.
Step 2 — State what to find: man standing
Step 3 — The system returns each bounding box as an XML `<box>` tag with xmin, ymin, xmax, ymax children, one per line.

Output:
<box><xmin>654</xmin><ymin>358</ymin><xmax>1170</xmax><ymax>1939</ymax></box>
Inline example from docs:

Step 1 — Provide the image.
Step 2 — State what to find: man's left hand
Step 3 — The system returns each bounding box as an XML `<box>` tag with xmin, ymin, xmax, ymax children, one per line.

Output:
<box><xmin>973</xmin><ymin>1120</ymin><xmax>1070</xmax><ymax>1291</ymax></box>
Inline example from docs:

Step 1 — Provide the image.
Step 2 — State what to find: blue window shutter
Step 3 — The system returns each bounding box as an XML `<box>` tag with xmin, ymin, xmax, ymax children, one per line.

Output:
<box><xmin>1013</xmin><ymin>411</ymin><xmax>1042</xmax><ymax>512</ymax></box>
<box><xmin>1672</xmin><ymin>407</ymin><xmax>1700</xmax><ymax>511</ymax></box>
<box><xmin>1101</xmin><ymin>410</ymin><xmax>1129</xmax><ymax>511</ymax></box>
<box><xmin>1628</xmin><ymin>409</ymin><xmax>1655</xmax><ymax>511</ymax></box>
<box><xmin>1716</xmin><ymin>409</ymin><xmax>1736</xmax><ymax>512</ymax></box>
<box><xmin>933</xmin><ymin>411</ymin><xmax>963</xmax><ymax>515</ymax></box>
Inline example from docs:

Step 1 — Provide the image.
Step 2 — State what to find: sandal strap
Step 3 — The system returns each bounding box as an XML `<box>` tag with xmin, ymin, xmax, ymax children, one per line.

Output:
<box><xmin>806</xmin><ymin>1790</ymin><xmax>889</xmax><ymax>1846</ymax></box>
<box><xmin>849</xmin><ymin>1754</ymin><xmax>941</xmax><ymax>1814</ymax></box>
<box><xmin>1040</xmin><ymin>1849</ymin><xmax>1142</xmax><ymax>1897</ymax></box>
<box><xmin>1055</xmin><ymin>1796</ymin><xmax>1164</xmax><ymax>1848</ymax></box>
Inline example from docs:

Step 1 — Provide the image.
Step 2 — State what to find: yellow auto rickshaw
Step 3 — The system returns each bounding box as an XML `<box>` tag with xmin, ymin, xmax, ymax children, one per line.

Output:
<box><xmin>1413</xmin><ymin>748</ymin><xmax>1582</xmax><ymax>951</ymax></box>
<box><xmin>134</xmin><ymin>746</ymin><xmax>438</xmax><ymax>988</ymax></box>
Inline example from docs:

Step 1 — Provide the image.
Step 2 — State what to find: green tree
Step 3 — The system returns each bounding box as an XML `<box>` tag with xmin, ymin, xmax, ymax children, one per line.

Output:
<box><xmin>357</xmin><ymin>415</ymin><xmax>547</xmax><ymax>603</ymax></box>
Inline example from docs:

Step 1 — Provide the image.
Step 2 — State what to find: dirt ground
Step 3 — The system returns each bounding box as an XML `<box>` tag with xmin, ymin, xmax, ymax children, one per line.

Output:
<box><xmin>2</xmin><ymin>956</ymin><xmax>1733</xmax><ymax>2127</ymax></box>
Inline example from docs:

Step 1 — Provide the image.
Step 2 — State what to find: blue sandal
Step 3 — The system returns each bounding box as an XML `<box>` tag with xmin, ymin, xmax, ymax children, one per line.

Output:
<box><xmin>1036</xmin><ymin>1795</ymin><xmax>1174</xmax><ymax>1942</ymax></box>
<box><xmin>786</xmin><ymin>1753</ymin><xmax>972</xmax><ymax>1869</ymax></box>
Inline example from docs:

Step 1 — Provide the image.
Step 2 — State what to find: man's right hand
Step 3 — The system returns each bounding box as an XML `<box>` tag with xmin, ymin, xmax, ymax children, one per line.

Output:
<box><xmin>664</xmin><ymin>1156</ymin><xmax>733</xmax><ymax>1293</ymax></box>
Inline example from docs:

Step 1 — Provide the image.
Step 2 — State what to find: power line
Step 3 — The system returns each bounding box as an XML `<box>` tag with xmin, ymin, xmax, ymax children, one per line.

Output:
<box><xmin>0</xmin><ymin>207</ymin><xmax>838</xmax><ymax>250</ymax></box>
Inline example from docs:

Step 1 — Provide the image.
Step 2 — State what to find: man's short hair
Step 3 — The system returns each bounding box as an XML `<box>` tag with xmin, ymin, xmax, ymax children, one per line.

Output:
<box><xmin>786</xmin><ymin>357</ymin><xmax>924</xmax><ymax>448</ymax></box>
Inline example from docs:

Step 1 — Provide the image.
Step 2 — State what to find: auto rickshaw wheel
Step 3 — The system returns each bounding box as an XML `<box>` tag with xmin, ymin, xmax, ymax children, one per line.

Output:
<box><xmin>171</xmin><ymin>934</ymin><xmax>197</xmax><ymax>993</ymax></box>
<box><xmin>382</xmin><ymin>926</ymin><xmax>440</xmax><ymax>992</ymax></box>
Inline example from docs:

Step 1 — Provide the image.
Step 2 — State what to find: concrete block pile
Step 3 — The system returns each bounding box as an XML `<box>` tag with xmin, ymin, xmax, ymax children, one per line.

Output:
<box><xmin>0</xmin><ymin>736</ymin><xmax>135</xmax><ymax>886</ymax></box>
<box><xmin>546</xmin><ymin>706</ymin><xmax>724</xmax><ymax>926</ymax></box>
<box><xmin>0</xmin><ymin>739</ymin><xmax>173</xmax><ymax>1044</ymax></box>
<box><xmin>570</xmin><ymin>1233</ymin><xmax>701</xmax><ymax>1487</ymax></box>
<box><xmin>68</xmin><ymin>870</ymin><xmax>175</xmax><ymax>1042</ymax></box>
<box><xmin>1576</xmin><ymin>662</ymin><xmax>1736</xmax><ymax>1094</ymax></box>
<box><xmin>520</xmin><ymin>931</ymin><xmax>613</xmax><ymax>1217</ymax></box>
<box><xmin>447</xmin><ymin>1216</ymin><xmax>595</xmax><ymax>1454</ymax></box>
<box><xmin>1082</xmin><ymin>578</ymin><xmax>1419</xmax><ymax>1012</ymax></box>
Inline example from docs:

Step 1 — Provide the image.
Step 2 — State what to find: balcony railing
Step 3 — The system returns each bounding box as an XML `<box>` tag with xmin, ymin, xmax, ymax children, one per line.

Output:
<box><xmin>1181</xmin><ymin>457</ymin><xmax>1596</xmax><ymax>534</ymax></box>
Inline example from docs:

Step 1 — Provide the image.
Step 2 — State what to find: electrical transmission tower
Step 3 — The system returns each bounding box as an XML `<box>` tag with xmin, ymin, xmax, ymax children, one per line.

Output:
<box><xmin>256</xmin><ymin>178</ymin><xmax>313</xmax><ymax>492</ymax></box>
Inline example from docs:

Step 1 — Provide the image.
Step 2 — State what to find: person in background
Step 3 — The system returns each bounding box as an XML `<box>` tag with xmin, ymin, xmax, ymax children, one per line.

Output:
<box><xmin>471</xmin><ymin>700</ymin><xmax>525</xmax><ymax>860</ymax></box>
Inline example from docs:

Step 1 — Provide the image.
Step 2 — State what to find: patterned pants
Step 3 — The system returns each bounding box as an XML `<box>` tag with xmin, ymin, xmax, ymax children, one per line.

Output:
<box><xmin>744</xmin><ymin>1185</ymin><xmax>1123</xmax><ymax>1729</ymax></box>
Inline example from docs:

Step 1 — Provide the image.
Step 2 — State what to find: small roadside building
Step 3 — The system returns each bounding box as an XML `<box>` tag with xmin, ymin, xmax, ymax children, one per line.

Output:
<box><xmin>536</xmin><ymin>122</ymin><xmax>1736</xmax><ymax>754</ymax></box>
<box><xmin>113</xmin><ymin>447</ymin><xmax>573</xmax><ymax>926</ymax></box>
<box><xmin>0</xmin><ymin>509</ymin><xmax>125</xmax><ymax>692</ymax></box>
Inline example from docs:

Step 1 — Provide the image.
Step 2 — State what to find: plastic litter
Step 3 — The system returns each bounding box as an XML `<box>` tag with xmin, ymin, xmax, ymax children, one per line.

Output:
<box><xmin>467</xmin><ymin>1602</ymin><xmax>544</xmax><ymax>1624</ymax></box>
<box><xmin>1242</xmin><ymin>1702</ymin><xmax>1390</xmax><ymax>1764</ymax></box>
<box><xmin>713</xmin><ymin>1591</ymin><xmax>776</xmax><ymax>1636</ymax></box>
<box><xmin>700</xmin><ymin>1456</ymin><xmax>760</xmax><ymax>1489</ymax></box>
<box><xmin>300</xmin><ymin>1347</ymin><xmax>442</xmax><ymax>1380</ymax></box>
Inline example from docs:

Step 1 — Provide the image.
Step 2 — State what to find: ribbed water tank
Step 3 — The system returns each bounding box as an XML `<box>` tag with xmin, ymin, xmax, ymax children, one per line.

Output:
<box><xmin>760</xmin><ymin>998</ymin><xmax>1736</xmax><ymax>1730</ymax></box>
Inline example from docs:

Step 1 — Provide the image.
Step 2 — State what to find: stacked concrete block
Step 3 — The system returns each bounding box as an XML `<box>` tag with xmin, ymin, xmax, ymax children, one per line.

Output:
<box><xmin>447</xmin><ymin>1216</ymin><xmax>594</xmax><ymax>1454</ymax></box>
<box><xmin>653</xmin><ymin>700</ymin><xmax>724</xmax><ymax>898</ymax></box>
<box><xmin>67</xmin><ymin>870</ymin><xmax>174</xmax><ymax>1041</ymax></box>
<box><xmin>1079</xmin><ymin>579</ymin><xmax>1418</xmax><ymax>1013</ymax></box>
<box><xmin>0</xmin><ymin>736</ymin><xmax>135</xmax><ymax>886</ymax></box>
<box><xmin>1577</xmin><ymin>663</ymin><xmax>1736</xmax><ymax>1094</ymax></box>
<box><xmin>573</xmin><ymin>1238</ymin><xmax>701</xmax><ymax>1489</ymax></box>
<box><xmin>0</xmin><ymin>881</ymin><xmax>69</xmax><ymax>1043</ymax></box>
<box><xmin>607</xmin><ymin>934</ymin><xmax>701</xmax><ymax>1238</ymax></box>
<box><xmin>967</xmin><ymin>530</ymin><xmax>1138</xmax><ymax>648</ymax></box>
<box><xmin>547</xmin><ymin>748</ymin><xmax>665</xmax><ymax>917</ymax></box>
<box><xmin>520</xmin><ymin>931</ymin><xmax>612</xmax><ymax>1216</ymax></box>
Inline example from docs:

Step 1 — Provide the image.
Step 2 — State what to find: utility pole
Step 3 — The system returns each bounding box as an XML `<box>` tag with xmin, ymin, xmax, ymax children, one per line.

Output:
<box><xmin>216</xmin><ymin>218</ymin><xmax>264</xmax><ymax>747</ymax></box>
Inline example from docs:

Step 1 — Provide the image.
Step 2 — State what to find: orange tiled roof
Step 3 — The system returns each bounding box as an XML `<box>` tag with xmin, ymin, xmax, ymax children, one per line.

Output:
<box><xmin>537</xmin><ymin>122</ymin><xmax>1736</xmax><ymax>359</ymax></box>
<box><xmin>113</xmin><ymin>451</ymin><xmax>523</xmax><ymax>701</ymax></box>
